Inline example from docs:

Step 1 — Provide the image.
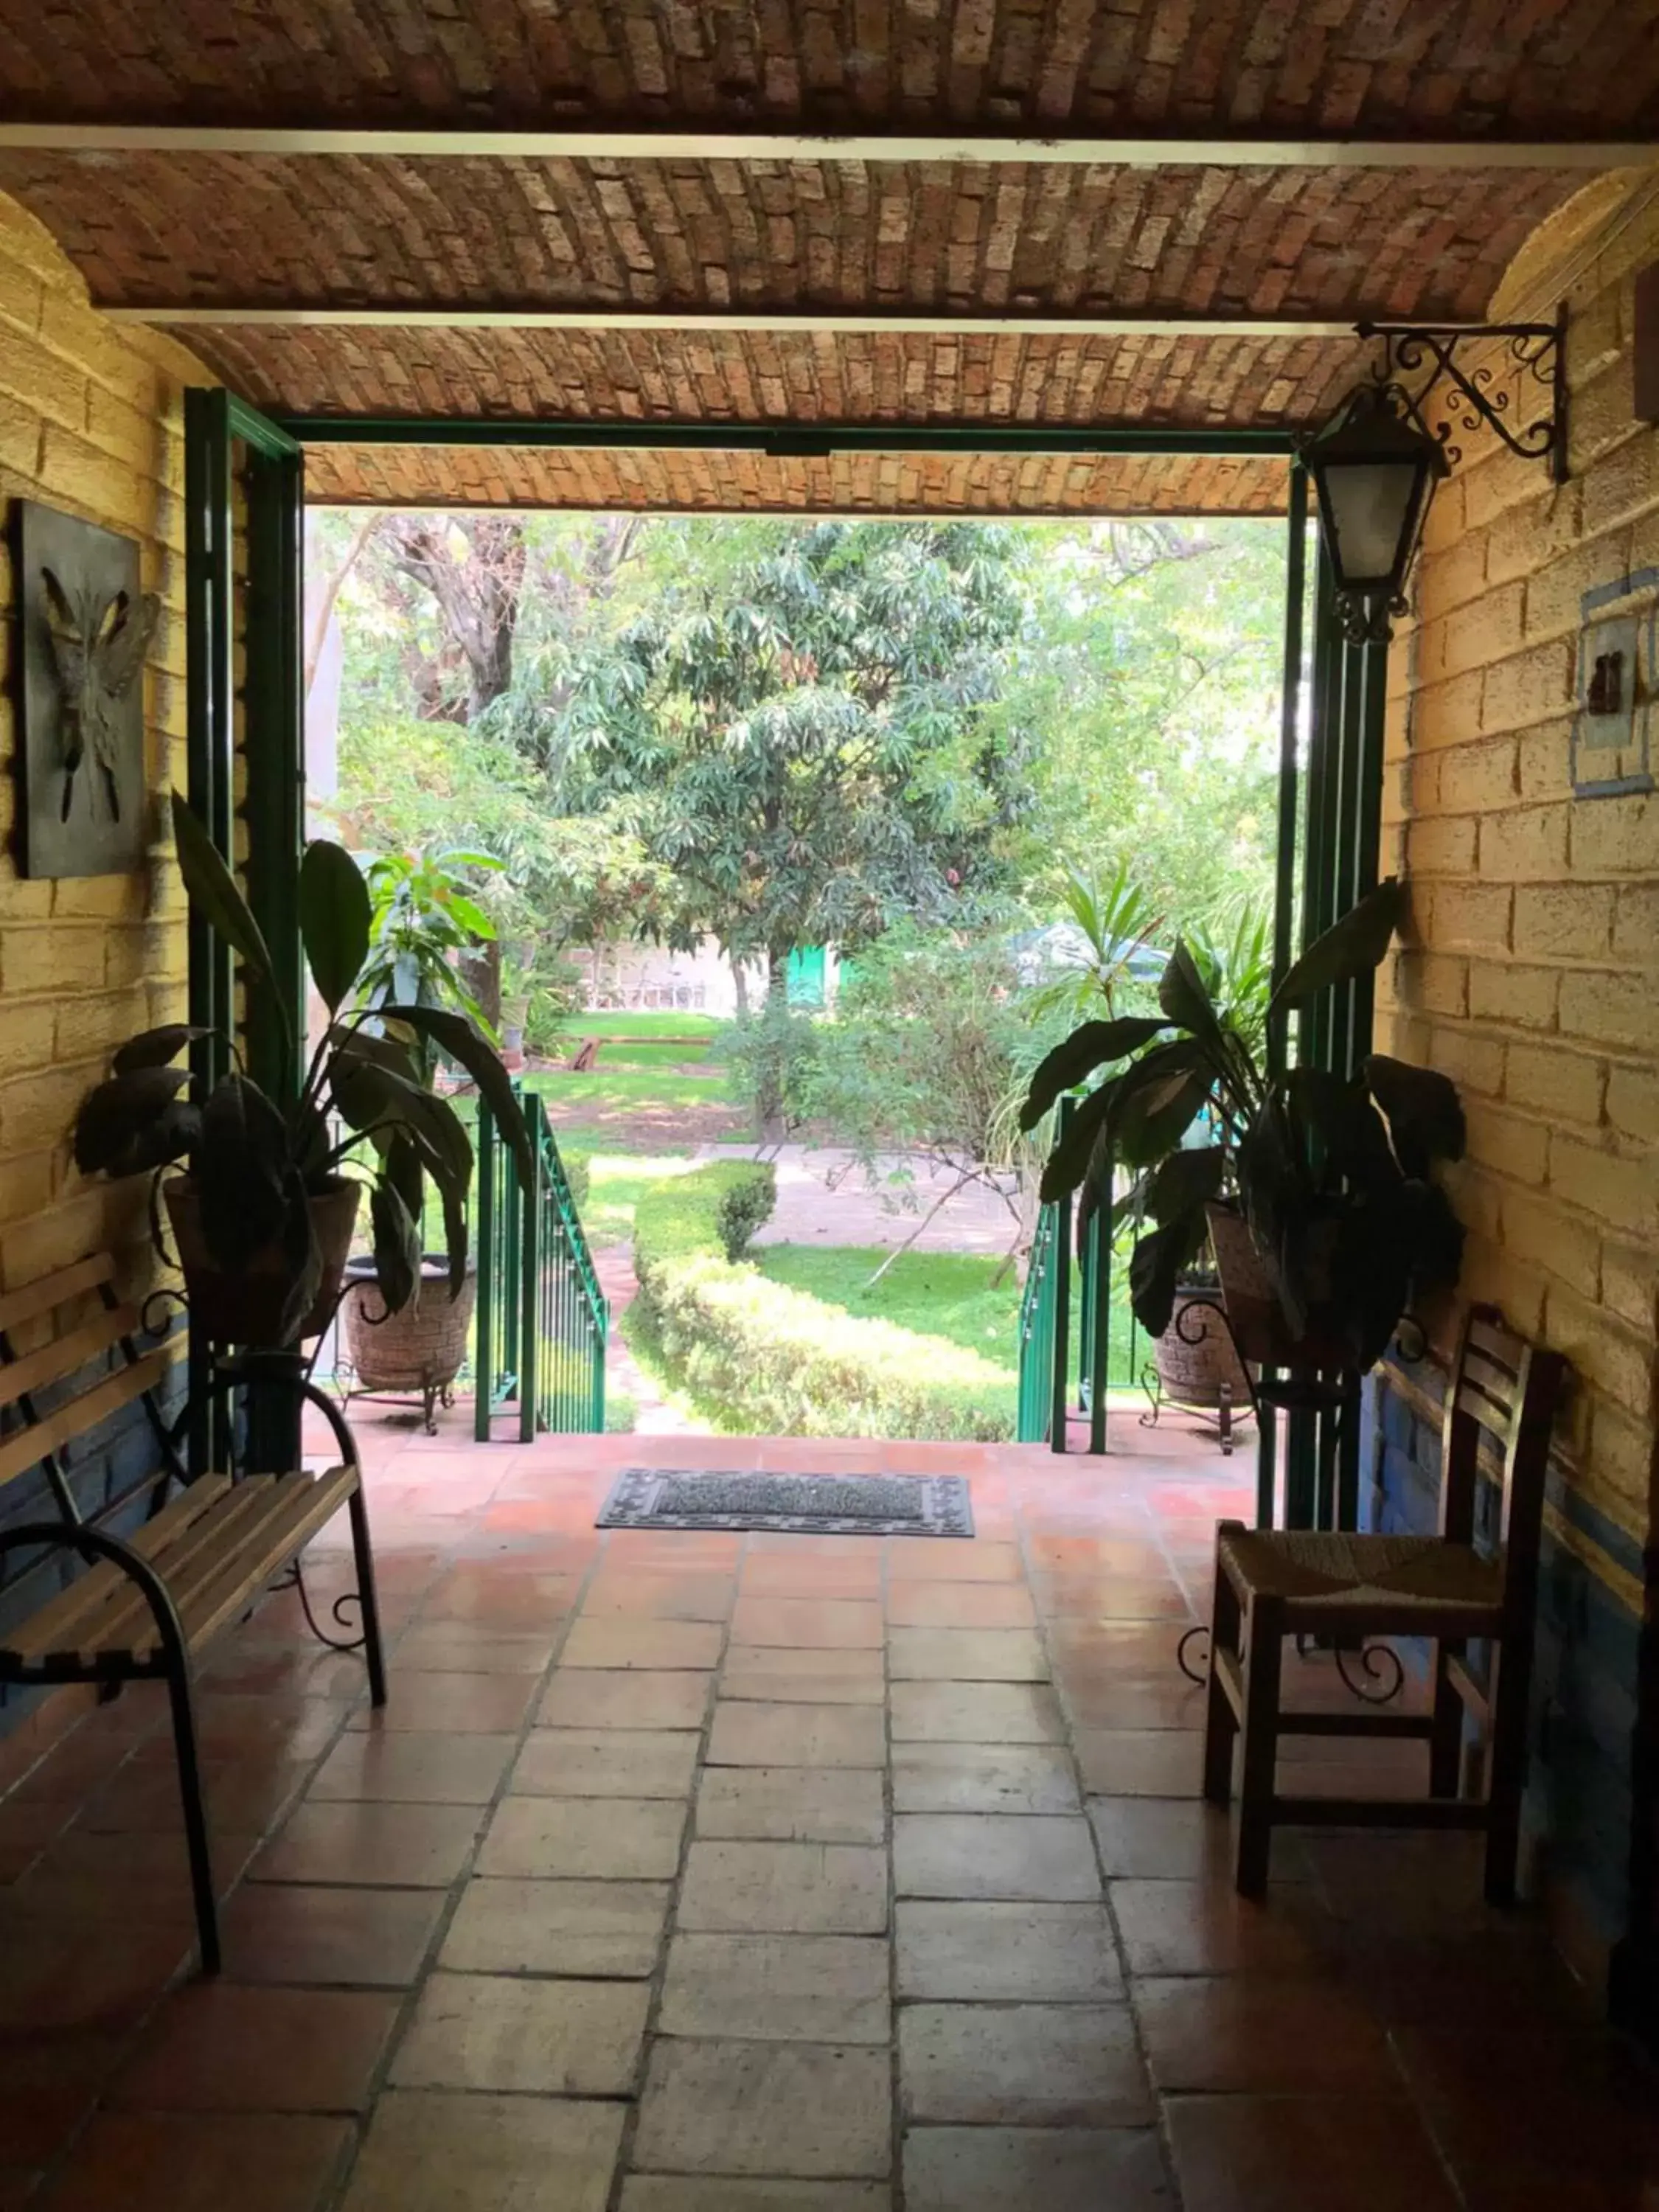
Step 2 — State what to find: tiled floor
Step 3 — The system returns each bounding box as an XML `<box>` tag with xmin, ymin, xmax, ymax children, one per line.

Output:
<box><xmin>0</xmin><ymin>1411</ymin><xmax>1653</xmax><ymax>2210</ymax></box>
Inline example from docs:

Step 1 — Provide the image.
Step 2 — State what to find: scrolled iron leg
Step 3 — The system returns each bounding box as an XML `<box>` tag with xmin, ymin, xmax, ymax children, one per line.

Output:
<box><xmin>347</xmin><ymin>1483</ymin><xmax>389</xmax><ymax>1708</ymax></box>
<box><xmin>164</xmin><ymin>1658</ymin><xmax>220</xmax><ymax>1975</ymax></box>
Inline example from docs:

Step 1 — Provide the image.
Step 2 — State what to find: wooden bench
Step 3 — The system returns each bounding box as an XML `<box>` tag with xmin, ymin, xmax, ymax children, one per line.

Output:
<box><xmin>0</xmin><ymin>1253</ymin><xmax>386</xmax><ymax>1972</ymax></box>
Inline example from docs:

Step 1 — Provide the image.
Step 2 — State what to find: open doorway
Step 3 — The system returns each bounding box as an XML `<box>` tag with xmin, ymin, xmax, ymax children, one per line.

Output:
<box><xmin>307</xmin><ymin>508</ymin><xmax>1292</xmax><ymax>1446</ymax></box>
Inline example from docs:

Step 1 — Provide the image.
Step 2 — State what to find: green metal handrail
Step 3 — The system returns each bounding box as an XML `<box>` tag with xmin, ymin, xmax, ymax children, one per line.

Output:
<box><xmin>475</xmin><ymin>1086</ymin><xmax>608</xmax><ymax>1441</ymax></box>
<box><xmin>1016</xmin><ymin>1098</ymin><xmax>1074</xmax><ymax>1450</ymax></box>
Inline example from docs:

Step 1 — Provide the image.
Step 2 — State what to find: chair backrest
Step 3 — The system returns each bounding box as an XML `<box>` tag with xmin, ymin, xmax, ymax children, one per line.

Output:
<box><xmin>1437</xmin><ymin>1304</ymin><xmax>1568</xmax><ymax>1609</ymax></box>
<box><xmin>0</xmin><ymin>1254</ymin><xmax>173</xmax><ymax>1520</ymax></box>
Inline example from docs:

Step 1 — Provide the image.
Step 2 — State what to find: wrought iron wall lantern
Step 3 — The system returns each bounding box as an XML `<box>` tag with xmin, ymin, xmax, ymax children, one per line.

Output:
<box><xmin>1305</xmin><ymin>311</ymin><xmax>1568</xmax><ymax>644</ymax></box>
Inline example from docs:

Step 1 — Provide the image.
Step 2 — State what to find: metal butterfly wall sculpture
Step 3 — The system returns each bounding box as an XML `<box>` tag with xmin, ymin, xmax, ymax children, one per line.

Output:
<box><xmin>38</xmin><ymin>568</ymin><xmax>159</xmax><ymax>826</ymax></box>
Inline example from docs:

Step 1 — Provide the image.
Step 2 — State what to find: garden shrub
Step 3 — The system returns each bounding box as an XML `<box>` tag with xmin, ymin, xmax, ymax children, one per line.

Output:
<box><xmin>560</xmin><ymin>1147</ymin><xmax>591</xmax><ymax>1214</ymax></box>
<box><xmin>631</xmin><ymin>1162</ymin><xmax>1014</xmax><ymax>1442</ymax></box>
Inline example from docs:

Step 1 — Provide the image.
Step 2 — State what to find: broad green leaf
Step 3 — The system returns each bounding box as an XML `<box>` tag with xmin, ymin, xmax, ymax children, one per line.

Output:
<box><xmin>74</xmin><ymin>1067</ymin><xmax>189</xmax><ymax>1175</ymax></box>
<box><xmin>299</xmin><ymin>840</ymin><xmax>372</xmax><ymax>1015</ymax></box>
<box><xmin>112</xmin><ymin>1024</ymin><xmax>207</xmax><ymax>1074</ymax></box>
<box><xmin>1144</xmin><ymin>1145</ymin><xmax>1225</xmax><ymax>1225</ymax></box>
<box><xmin>169</xmin><ymin>790</ymin><xmax>279</xmax><ymax>1001</ymax></box>
<box><xmin>1037</xmin><ymin>1077</ymin><xmax>1119</xmax><ymax>1203</ymax></box>
<box><xmin>1127</xmin><ymin>1213</ymin><xmax>1210</xmax><ymax>1340</ymax></box>
<box><xmin>1268</xmin><ymin>877</ymin><xmax>1403</xmax><ymax>1019</ymax></box>
<box><xmin>195</xmin><ymin>1075</ymin><xmax>291</xmax><ymax>1272</ymax></box>
<box><xmin>1363</xmin><ymin>1054</ymin><xmax>1466</xmax><ymax>1176</ymax></box>
<box><xmin>369</xmin><ymin>1180</ymin><xmax>422</xmax><ymax>1316</ymax></box>
<box><xmin>1019</xmin><ymin>1016</ymin><xmax>1166</xmax><ymax>1131</ymax></box>
<box><xmin>380</xmin><ymin>1004</ymin><xmax>533</xmax><ymax>1184</ymax></box>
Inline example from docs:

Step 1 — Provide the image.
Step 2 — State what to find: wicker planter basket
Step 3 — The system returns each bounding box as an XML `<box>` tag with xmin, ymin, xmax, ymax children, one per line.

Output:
<box><xmin>342</xmin><ymin>1259</ymin><xmax>477</xmax><ymax>1431</ymax></box>
<box><xmin>1153</xmin><ymin>1287</ymin><xmax>1251</xmax><ymax>1409</ymax></box>
<box><xmin>1206</xmin><ymin>1201</ymin><xmax>1352</xmax><ymax>1371</ymax></box>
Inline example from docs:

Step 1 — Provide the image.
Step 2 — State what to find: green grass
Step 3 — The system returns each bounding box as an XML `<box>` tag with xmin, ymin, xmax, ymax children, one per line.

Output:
<box><xmin>526</xmin><ymin>1067</ymin><xmax>737</xmax><ymax>1116</ymax></box>
<box><xmin>555</xmin><ymin>1010</ymin><xmax>726</xmax><ymax>1042</ymax></box>
<box><xmin>754</xmin><ymin>1242</ymin><xmax>1142</xmax><ymax>1390</ymax></box>
<box><xmin>580</xmin><ymin>1151</ymin><xmax>704</xmax><ymax>1248</ymax></box>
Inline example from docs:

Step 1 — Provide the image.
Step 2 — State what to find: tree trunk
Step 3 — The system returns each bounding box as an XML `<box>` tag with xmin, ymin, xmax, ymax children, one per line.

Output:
<box><xmin>731</xmin><ymin>959</ymin><xmax>751</xmax><ymax>1021</ymax></box>
<box><xmin>755</xmin><ymin>944</ymin><xmax>793</xmax><ymax>1137</ymax></box>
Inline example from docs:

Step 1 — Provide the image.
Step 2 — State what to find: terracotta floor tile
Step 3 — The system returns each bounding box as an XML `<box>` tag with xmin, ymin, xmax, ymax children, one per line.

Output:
<box><xmin>739</xmin><ymin>1554</ymin><xmax>885</xmax><ymax>1600</ymax></box>
<box><xmin>478</xmin><ymin>1795</ymin><xmax>686</xmax><ymax>1879</ymax></box>
<box><xmin>633</xmin><ymin>2039</ymin><xmax>891</xmax><ymax>2178</ymax></box>
<box><xmin>559</xmin><ymin>1619</ymin><xmax>726</xmax><ymax>1671</ymax></box>
<box><xmin>887</xmin><ymin>1630</ymin><xmax>1048</xmax><ymax>1682</ymax></box>
<box><xmin>887</xmin><ymin>1542</ymin><xmax>1023</xmax><ymax>1584</ymax></box>
<box><xmin>111</xmin><ymin>1984</ymin><xmax>399</xmax><ymax>2113</ymax></box>
<box><xmin>416</xmin><ymin>1569</ymin><xmax>581</xmax><ymax>1626</ymax></box>
<box><xmin>895</xmin><ymin>1902</ymin><xmax>1120</xmax><ymax>2003</ymax></box>
<box><xmin>1110</xmin><ymin>1879</ymin><xmax>1327</xmax><ymax>1977</ymax></box>
<box><xmin>678</xmin><ymin>1840</ymin><xmax>888</xmax><ymax>1935</ymax></box>
<box><xmin>902</xmin><ymin>2125</ymin><xmax>1174</xmax><ymax>2211</ymax></box>
<box><xmin>889</xmin><ymin>1683</ymin><xmax>1063</xmax><ymax>1745</ymax></box>
<box><xmin>511</xmin><ymin>1728</ymin><xmax>700</xmax><ymax>1798</ymax></box>
<box><xmin>886</xmin><ymin>1583</ymin><xmax>1036</xmax><ymax>1629</ymax></box>
<box><xmin>347</xmin><ymin>1671</ymin><xmax>535</xmax><ymax>1735</ymax></box>
<box><xmin>538</xmin><ymin>1669</ymin><xmax>714</xmax><ymax>1731</ymax></box>
<box><xmin>721</xmin><ymin>1647</ymin><xmax>885</xmax><ymax>1705</ymax></box>
<box><xmin>0</xmin><ymin>1914</ymin><xmax>187</xmax><ymax>2034</ymax></box>
<box><xmin>1074</xmin><ymin>1729</ymin><xmax>1203</xmax><ymax>1797</ymax></box>
<box><xmin>14</xmin><ymin>1826</ymin><xmax>259</xmax><ymax>1927</ymax></box>
<box><xmin>582</xmin><ymin>1572</ymin><xmax>736</xmax><ymax>1621</ymax></box>
<box><xmin>696</xmin><ymin>1766</ymin><xmax>886</xmax><ymax>1846</ymax></box>
<box><xmin>142</xmin><ymin>1694</ymin><xmax>349</xmax><ymax>1767</ymax></box>
<box><xmin>1389</xmin><ymin>2022</ymin><xmax>1659</xmax><ymax>2186</ymax></box>
<box><xmin>310</xmin><ymin>1730</ymin><xmax>515</xmax><ymax>1804</ymax></box>
<box><xmin>339</xmin><ymin>2090</ymin><xmax>623</xmax><ymax>2212</ymax></box>
<box><xmin>42</xmin><ymin>2111</ymin><xmax>352</xmax><ymax>2212</ymax></box>
<box><xmin>1135</xmin><ymin>1975</ymin><xmax>1394</xmax><ymax>2094</ymax></box>
<box><xmin>390</xmin><ymin>1972</ymin><xmax>649</xmax><ymax>2096</ymax></box>
<box><xmin>900</xmin><ymin>2003</ymin><xmax>1150</xmax><ymax>2126</ymax></box>
<box><xmin>708</xmin><ymin>1701</ymin><xmax>887</xmax><ymax>1770</ymax></box>
<box><xmin>894</xmin><ymin>1814</ymin><xmax>1100</xmax><ymax>1902</ymax></box>
<box><xmin>1053</xmin><ymin>1674</ymin><xmax>1206</xmax><ymax>1731</ymax></box>
<box><xmin>659</xmin><ymin>1933</ymin><xmax>890</xmax><ymax>2042</ymax></box>
<box><xmin>891</xmin><ymin>1742</ymin><xmax>1079</xmax><ymax>1816</ymax></box>
<box><xmin>729</xmin><ymin>1599</ymin><xmax>885</xmax><ymax>1649</ymax></box>
<box><xmin>390</xmin><ymin>1626</ymin><xmax>557</xmax><ymax>1674</ymax></box>
<box><xmin>439</xmin><ymin>1877</ymin><xmax>669</xmax><ymax>1978</ymax></box>
<box><xmin>254</xmin><ymin>1801</ymin><xmax>484</xmax><ymax>1888</ymax></box>
<box><xmin>1166</xmin><ymin>2093</ymin><xmax>1461</xmax><ymax>2211</ymax></box>
<box><xmin>620</xmin><ymin>2182</ymin><xmax>890</xmax><ymax>2211</ymax></box>
<box><xmin>76</xmin><ymin>1754</ymin><xmax>312</xmax><ymax>1839</ymax></box>
<box><xmin>0</xmin><ymin>2028</ymin><xmax>122</xmax><ymax>2168</ymax></box>
<box><xmin>1088</xmin><ymin>1797</ymin><xmax>1313</xmax><ymax>1885</ymax></box>
<box><xmin>218</xmin><ymin>1883</ymin><xmax>442</xmax><ymax>1986</ymax></box>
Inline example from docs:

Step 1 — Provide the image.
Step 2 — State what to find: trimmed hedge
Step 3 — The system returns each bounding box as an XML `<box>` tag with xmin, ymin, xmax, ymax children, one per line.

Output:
<box><xmin>630</xmin><ymin>1162</ymin><xmax>1015</xmax><ymax>1442</ymax></box>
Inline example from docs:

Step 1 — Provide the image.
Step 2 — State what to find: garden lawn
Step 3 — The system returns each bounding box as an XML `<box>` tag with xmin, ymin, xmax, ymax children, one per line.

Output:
<box><xmin>579</xmin><ymin>1151</ymin><xmax>702</xmax><ymax>1249</ymax></box>
<box><xmin>755</xmin><ymin>1243</ymin><xmax>1142</xmax><ymax>1391</ymax></box>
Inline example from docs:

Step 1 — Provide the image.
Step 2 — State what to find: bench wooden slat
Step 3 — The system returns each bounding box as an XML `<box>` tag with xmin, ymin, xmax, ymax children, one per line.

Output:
<box><xmin>78</xmin><ymin>1478</ymin><xmax>292</xmax><ymax>1663</ymax></box>
<box><xmin>1</xmin><ymin>1478</ymin><xmax>234</xmax><ymax>1666</ymax></box>
<box><xmin>1467</xmin><ymin>1315</ymin><xmax>1524</xmax><ymax>1375</ymax></box>
<box><xmin>137</xmin><ymin>1467</ymin><xmax>358</xmax><ymax>1663</ymax></box>
<box><xmin>0</xmin><ymin>1350</ymin><xmax>171</xmax><ymax>1494</ymax></box>
<box><xmin>0</xmin><ymin>1307</ymin><xmax>139</xmax><ymax>1416</ymax></box>
<box><xmin>0</xmin><ymin>1256</ymin><xmax>116</xmax><ymax>1340</ymax></box>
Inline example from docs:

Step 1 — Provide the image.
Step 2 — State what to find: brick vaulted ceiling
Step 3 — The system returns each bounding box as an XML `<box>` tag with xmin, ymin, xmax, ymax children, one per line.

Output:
<box><xmin>0</xmin><ymin>1</ymin><xmax>1654</xmax><ymax>515</ymax></box>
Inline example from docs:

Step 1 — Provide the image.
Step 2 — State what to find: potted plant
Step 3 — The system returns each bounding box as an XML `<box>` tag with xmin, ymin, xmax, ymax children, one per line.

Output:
<box><xmin>1021</xmin><ymin>877</ymin><xmax>1466</xmax><ymax>1378</ymax></box>
<box><xmin>339</xmin><ymin>847</ymin><xmax>507</xmax><ymax>1413</ymax></box>
<box><xmin>73</xmin><ymin>793</ymin><xmax>531</xmax><ymax>1348</ymax></box>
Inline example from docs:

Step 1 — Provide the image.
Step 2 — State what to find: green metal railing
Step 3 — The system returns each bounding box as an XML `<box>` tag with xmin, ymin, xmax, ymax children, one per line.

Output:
<box><xmin>1016</xmin><ymin>1099</ymin><xmax>1073</xmax><ymax>1449</ymax></box>
<box><xmin>475</xmin><ymin>1088</ymin><xmax>608</xmax><ymax>1441</ymax></box>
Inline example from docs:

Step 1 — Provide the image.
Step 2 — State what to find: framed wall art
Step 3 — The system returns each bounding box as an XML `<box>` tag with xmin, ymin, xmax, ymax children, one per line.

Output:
<box><xmin>11</xmin><ymin>497</ymin><xmax>159</xmax><ymax>878</ymax></box>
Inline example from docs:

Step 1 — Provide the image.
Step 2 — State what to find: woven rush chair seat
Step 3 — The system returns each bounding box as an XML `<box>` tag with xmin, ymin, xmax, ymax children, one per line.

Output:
<box><xmin>1201</xmin><ymin>1302</ymin><xmax>1568</xmax><ymax>1899</ymax></box>
<box><xmin>1217</xmin><ymin>1526</ymin><xmax>1504</xmax><ymax>1636</ymax></box>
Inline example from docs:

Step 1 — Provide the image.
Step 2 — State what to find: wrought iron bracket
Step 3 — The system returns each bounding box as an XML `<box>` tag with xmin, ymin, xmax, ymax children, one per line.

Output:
<box><xmin>1356</xmin><ymin>311</ymin><xmax>1568</xmax><ymax>484</ymax></box>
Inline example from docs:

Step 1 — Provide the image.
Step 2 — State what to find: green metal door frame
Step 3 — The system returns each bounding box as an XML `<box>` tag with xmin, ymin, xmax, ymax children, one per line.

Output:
<box><xmin>182</xmin><ymin>388</ymin><xmax>306</xmax><ymax>1467</ymax></box>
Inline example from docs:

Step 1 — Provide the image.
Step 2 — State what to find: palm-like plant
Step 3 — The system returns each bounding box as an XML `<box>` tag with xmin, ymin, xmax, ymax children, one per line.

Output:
<box><xmin>74</xmin><ymin>795</ymin><xmax>530</xmax><ymax>1345</ymax></box>
<box><xmin>1021</xmin><ymin>877</ymin><xmax>1466</xmax><ymax>1374</ymax></box>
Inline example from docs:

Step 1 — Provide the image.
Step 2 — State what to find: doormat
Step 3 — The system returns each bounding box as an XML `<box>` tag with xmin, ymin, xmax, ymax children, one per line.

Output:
<box><xmin>597</xmin><ymin>1468</ymin><xmax>974</xmax><ymax>1538</ymax></box>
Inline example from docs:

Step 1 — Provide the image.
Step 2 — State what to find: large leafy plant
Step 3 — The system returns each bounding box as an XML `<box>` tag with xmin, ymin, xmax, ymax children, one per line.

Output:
<box><xmin>74</xmin><ymin>794</ymin><xmax>531</xmax><ymax>1339</ymax></box>
<box><xmin>358</xmin><ymin>845</ymin><xmax>503</xmax><ymax>1037</ymax></box>
<box><xmin>1020</xmin><ymin>877</ymin><xmax>1466</xmax><ymax>1373</ymax></box>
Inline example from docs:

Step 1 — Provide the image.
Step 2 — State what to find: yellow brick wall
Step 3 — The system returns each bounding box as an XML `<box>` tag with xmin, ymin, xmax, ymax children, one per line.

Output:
<box><xmin>0</xmin><ymin>192</ymin><xmax>212</xmax><ymax>1296</ymax></box>
<box><xmin>1382</xmin><ymin>172</ymin><xmax>1659</xmax><ymax>1560</ymax></box>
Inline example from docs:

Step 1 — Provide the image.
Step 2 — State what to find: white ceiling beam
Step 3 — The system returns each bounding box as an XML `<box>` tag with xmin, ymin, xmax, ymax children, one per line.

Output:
<box><xmin>103</xmin><ymin>302</ymin><xmax>1371</xmax><ymax>338</ymax></box>
<box><xmin>1</xmin><ymin>122</ymin><xmax>1651</xmax><ymax>169</ymax></box>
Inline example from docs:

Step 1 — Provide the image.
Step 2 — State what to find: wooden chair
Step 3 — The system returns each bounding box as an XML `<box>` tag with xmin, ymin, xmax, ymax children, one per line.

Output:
<box><xmin>0</xmin><ymin>1253</ymin><xmax>386</xmax><ymax>1972</ymax></box>
<box><xmin>1203</xmin><ymin>1304</ymin><xmax>1568</xmax><ymax>1899</ymax></box>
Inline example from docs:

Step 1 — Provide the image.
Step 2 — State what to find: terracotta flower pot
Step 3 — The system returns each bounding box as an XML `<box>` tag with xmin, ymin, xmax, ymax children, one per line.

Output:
<box><xmin>164</xmin><ymin>1177</ymin><xmax>361</xmax><ymax>1346</ymax></box>
<box><xmin>1154</xmin><ymin>1284</ymin><xmax>1251</xmax><ymax>1408</ymax></box>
